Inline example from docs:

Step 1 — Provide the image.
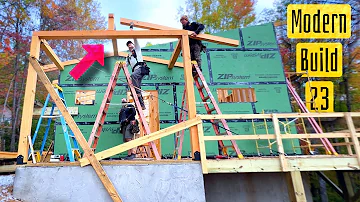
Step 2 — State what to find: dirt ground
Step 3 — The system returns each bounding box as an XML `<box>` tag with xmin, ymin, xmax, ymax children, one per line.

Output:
<box><xmin>0</xmin><ymin>175</ymin><xmax>21</xmax><ymax>201</ymax></box>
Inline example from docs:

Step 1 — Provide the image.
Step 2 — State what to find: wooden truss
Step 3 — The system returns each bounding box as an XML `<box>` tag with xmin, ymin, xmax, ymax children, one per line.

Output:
<box><xmin>18</xmin><ymin>15</ymin><xmax>241</xmax><ymax>201</ymax></box>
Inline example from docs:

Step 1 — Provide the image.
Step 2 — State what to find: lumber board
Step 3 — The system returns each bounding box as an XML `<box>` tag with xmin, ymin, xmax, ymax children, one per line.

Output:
<box><xmin>286</xmin><ymin>171</ymin><xmax>306</xmax><ymax>202</ymax></box>
<box><xmin>18</xmin><ymin>36</ymin><xmax>40</xmax><ymax>162</ymax></box>
<box><xmin>42</xmin><ymin>52</ymin><xmax>184</xmax><ymax>72</ymax></box>
<box><xmin>202</xmin><ymin>133</ymin><xmax>353</xmax><ymax>141</ymax></box>
<box><xmin>168</xmin><ymin>39</ymin><xmax>182</xmax><ymax>69</ymax></box>
<box><xmin>79</xmin><ymin>117</ymin><xmax>202</xmax><ymax>167</ymax></box>
<box><xmin>28</xmin><ymin>57</ymin><xmax>122</xmax><ymax>202</ymax></box>
<box><xmin>197</xmin><ymin>122</ymin><xmax>208</xmax><ymax>174</ymax></box>
<box><xmin>120</xmin><ymin>17</ymin><xmax>239</xmax><ymax>47</ymax></box>
<box><xmin>0</xmin><ymin>151</ymin><xmax>18</xmax><ymax>159</ymax></box>
<box><xmin>345</xmin><ymin>113</ymin><xmax>360</xmax><ymax>166</ymax></box>
<box><xmin>33</xmin><ymin>107</ymin><xmax>78</xmax><ymax>116</ymax></box>
<box><xmin>108</xmin><ymin>14</ymin><xmax>118</xmax><ymax>56</ymax></box>
<box><xmin>272</xmin><ymin>114</ymin><xmax>287</xmax><ymax>171</ymax></box>
<box><xmin>33</xmin><ymin>30</ymin><xmax>186</xmax><ymax>40</ymax></box>
<box><xmin>40</xmin><ymin>39</ymin><xmax>64</xmax><ymax>71</ymax></box>
<box><xmin>181</xmin><ymin>35</ymin><xmax>199</xmax><ymax>156</ymax></box>
<box><xmin>0</xmin><ymin>164</ymin><xmax>18</xmax><ymax>173</ymax></box>
<box><xmin>149</xmin><ymin>91</ymin><xmax>161</xmax><ymax>155</ymax></box>
<box><xmin>198</xmin><ymin>112</ymin><xmax>360</xmax><ymax>120</ymax></box>
<box><xmin>205</xmin><ymin>156</ymin><xmax>359</xmax><ymax>173</ymax></box>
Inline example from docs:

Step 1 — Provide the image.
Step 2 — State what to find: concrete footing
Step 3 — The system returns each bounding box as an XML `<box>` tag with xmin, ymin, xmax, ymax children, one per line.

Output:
<box><xmin>13</xmin><ymin>163</ymin><xmax>206</xmax><ymax>202</ymax></box>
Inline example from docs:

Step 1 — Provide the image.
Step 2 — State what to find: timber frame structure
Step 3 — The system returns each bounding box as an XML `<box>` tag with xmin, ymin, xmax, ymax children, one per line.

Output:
<box><xmin>16</xmin><ymin>15</ymin><xmax>360</xmax><ymax>202</ymax></box>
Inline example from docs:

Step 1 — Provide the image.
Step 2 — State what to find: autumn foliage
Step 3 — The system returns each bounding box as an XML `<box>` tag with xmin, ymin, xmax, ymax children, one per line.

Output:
<box><xmin>0</xmin><ymin>0</ymin><xmax>105</xmax><ymax>151</ymax></box>
<box><xmin>178</xmin><ymin>0</ymin><xmax>256</xmax><ymax>33</ymax></box>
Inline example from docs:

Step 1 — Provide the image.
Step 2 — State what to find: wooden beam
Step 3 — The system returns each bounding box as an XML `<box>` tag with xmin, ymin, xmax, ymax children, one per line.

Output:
<box><xmin>108</xmin><ymin>14</ymin><xmax>118</xmax><ymax>56</ymax></box>
<box><xmin>18</xmin><ymin>36</ymin><xmax>40</xmax><ymax>162</ymax></box>
<box><xmin>28</xmin><ymin>57</ymin><xmax>122</xmax><ymax>202</ymax></box>
<box><xmin>120</xmin><ymin>17</ymin><xmax>239</xmax><ymax>47</ymax></box>
<box><xmin>181</xmin><ymin>34</ymin><xmax>199</xmax><ymax>156</ymax></box>
<box><xmin>198</xmin><ymin>112</ymin><xmax>360</xmax><ymax>120</ymax></box>
<box><xmin>33</xmin><ymin>107</ymin><xmax>78</xmax><ymax>116</ymax></box>
<box><xmin>79</xmin><ymin>117</ymin><xmax>202</xmax><ymax>167</ymax></box>
<box><xmin>42</xmin><ymin>52</ymin><xmax>184</xmax><ymax>72</ymax></box>
<box><xmin>345</xmin><ymin>113</ymin><xmax>360</xmax><ymax>166</ymax></box>
<box><xmin>168</xmin><ymin>39</ymin><xmax>182</xmax><ymax>69</ymax></box>
<box><xmin>0</xmin><ymin>164</ymin><xmax>18</xmax><ymax>173</ymax></box>
<box><xmin>202</xmin><ymin>132</ymin><xmax>352</xmax><ymax>141</ymax></box>
<box><xmin>286</xmin><ymin>171</ymin><xmax>307</xmax><ymax>202</ymax></box>
<box><xmin>205</xmin><ymin>156</ymin><xmax>359</xmax><ymax>173</ymax></box>
<box><xmin>0</xmin><ymin>151</ymin><xmax>18</xmax><ymax>159</ymax></box>
<box><xmin>272</xmin><ymin>114</ymin><xmax>287</xmax><ymax>171</ymax></box>
<box><xmin>197</xmin><ymin>122</ymin><xmax>208</xmax><ymax>174</ymax></box>
<box><xmin>33</xmin><ymin>30</ymin><xmax>185</xmax><ymax>40</ymax></box>
<box><xmin>40</xmin><ymin>39</ymin><xmax>64</xmax><ymax>71</ymax></box>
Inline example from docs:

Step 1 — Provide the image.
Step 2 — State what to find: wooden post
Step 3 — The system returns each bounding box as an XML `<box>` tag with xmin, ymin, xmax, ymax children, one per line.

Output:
<box><xmin>18</xmin><ymin>36</ymin><xmax>40</xmax><ymax>162</ymax></box>
<box><xmin>272</xmin><ymin>114</ymin><xmax>287</xmax><ymax>171</ymax></box>
<box><xmin>197</xmin><ymin>122</ymin><xmax>208</xmax><ymax>174</ymax></box>
<box><xmin>181</xmin><ymin>34</ymin><xmax>199</xmax><ymax>157</ymax></box>
<box><xmin>345</xmin><ymin>113</ymin><xmax>360</xmax><ymax>166</ymax></box>
<box><xmin>28</xmin><ymin>58</ymin><xmax>122</xmax><ymax>202</ymax></box>
<box><xmin>286</xmin><ymin>171</ymin><xmax>307</xmax><ymax>202</ymax></box>
<box><xmin>108</xmin><ymin>14</ymin><xmax>118</xmax><ymax>56</ymax></box>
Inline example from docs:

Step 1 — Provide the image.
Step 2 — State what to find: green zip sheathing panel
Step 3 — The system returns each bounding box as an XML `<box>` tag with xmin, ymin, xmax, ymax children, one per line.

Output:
<box><xmin>54</xmin><ymin>23</ymin><xmax>301</xmax><ymax>157</ymax></box>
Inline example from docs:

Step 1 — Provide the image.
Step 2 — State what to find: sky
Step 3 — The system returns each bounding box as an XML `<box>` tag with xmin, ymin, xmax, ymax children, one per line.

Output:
<box><xmin>99</xmin><ymin>0</ymin><xmax>275</xmax><ymax>52</ymax></box>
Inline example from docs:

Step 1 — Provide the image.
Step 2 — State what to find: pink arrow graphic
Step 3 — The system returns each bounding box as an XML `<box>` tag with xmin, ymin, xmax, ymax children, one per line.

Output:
<box><xmin>69</xmin><ymin>44</ymin><xmax>104</xmax><ymax>80</ymax></box>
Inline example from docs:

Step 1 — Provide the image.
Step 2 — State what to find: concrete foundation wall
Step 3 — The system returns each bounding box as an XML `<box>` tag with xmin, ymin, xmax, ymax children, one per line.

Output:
<box><xmin>204</xmin><ymin>173</ymin><xmax>313</xmax><ymax>202</ymax></box>
<box><xmin>13</xmin><ymin>163</ymin><xmax>206</xmax><ymax>202</ymax></box>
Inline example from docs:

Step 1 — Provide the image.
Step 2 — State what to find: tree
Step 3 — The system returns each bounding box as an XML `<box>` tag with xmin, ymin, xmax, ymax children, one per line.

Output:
<box><xmin>0</xmin><ymin>0</ymin><xmax>106</xmax><ymax>151</ymax></box>
<box><xmin>145</xmin><ymin>42</ymin><xmax>153</xmax><ymax>47</ymax></box>
<box><xmin>38</xmin><ymin>0</ymin><xmax>106</xmax><ymax>62</ymax></box>
<box><xmin>178</xmin><ymin>0</ymin><xmax>256</xmax><ymax>34</ymax></box>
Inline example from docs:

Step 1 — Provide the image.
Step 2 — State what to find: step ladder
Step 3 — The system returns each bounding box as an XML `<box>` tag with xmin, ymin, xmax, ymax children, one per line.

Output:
<box><xmin>31</xmin><ymin>83</ymin><xmax>81</xmax><ymax>162</ymax></box>
<box><xmin>87</xmin><ymin>63</ymin><xmax>122</xmax><ymax>150</ymax></box>
<box><xmin>87</xmin><ymin>62</ymin><xmax>161</xmax><ymax>160</ymax></box>
<box><xmin>176</xmin><ymin>61</ymin><xmax>244</xmax><ymax>159</ymax></box>
<box><xmin>286</xmin><ymin>77</ymin><xmax>338</xmax><ymax>155</ymax></box>
<box><xmin>120</xmin><ymin>62</ymin><xmax>161</xmax><ymax>160</ymax></box>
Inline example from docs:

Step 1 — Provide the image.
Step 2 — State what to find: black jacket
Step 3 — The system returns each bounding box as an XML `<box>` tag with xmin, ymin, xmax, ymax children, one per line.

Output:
<box><xmin>182</xmin><ymin>22</ymin><xmax>205</xmax><ymax>45</ymax></box>
<box><xmin>119</xmin><ymin>103</ymin><xmax>136</xmax><ymax>125</ymax></box>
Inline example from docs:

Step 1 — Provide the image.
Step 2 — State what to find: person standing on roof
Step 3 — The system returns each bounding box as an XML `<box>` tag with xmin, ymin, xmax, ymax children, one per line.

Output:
<box><xmin>180</xmin><ymin>15</ymin><xmax>206</xmax><ymax>76</ymax></box>
<box><xmin>125</xmin><ymin>23</ymin><xmax>150</xmax><ymax>110</ymax></box>
<box><xmin>119</xmin><ymin>98</ymin><xmax>140</xmax><ymax>160</ymax></box>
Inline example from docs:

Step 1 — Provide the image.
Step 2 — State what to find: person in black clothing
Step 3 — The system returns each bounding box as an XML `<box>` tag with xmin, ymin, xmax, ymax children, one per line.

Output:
<box><xmin>180</xmin><ymin>15</ymin><xmax>206</xmax><ymax>76</ymax></box>
<box><xmin>119</xmin><ymin>98</ymin><xmax>139</xmax><ymax>160</ymax></box>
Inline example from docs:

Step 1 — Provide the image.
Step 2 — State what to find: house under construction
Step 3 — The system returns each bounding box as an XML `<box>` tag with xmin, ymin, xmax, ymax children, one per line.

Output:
<box><xmin>6</xmin><ymin>15</ymin><xmax>360</xmax><ymax>202</ymax></box>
